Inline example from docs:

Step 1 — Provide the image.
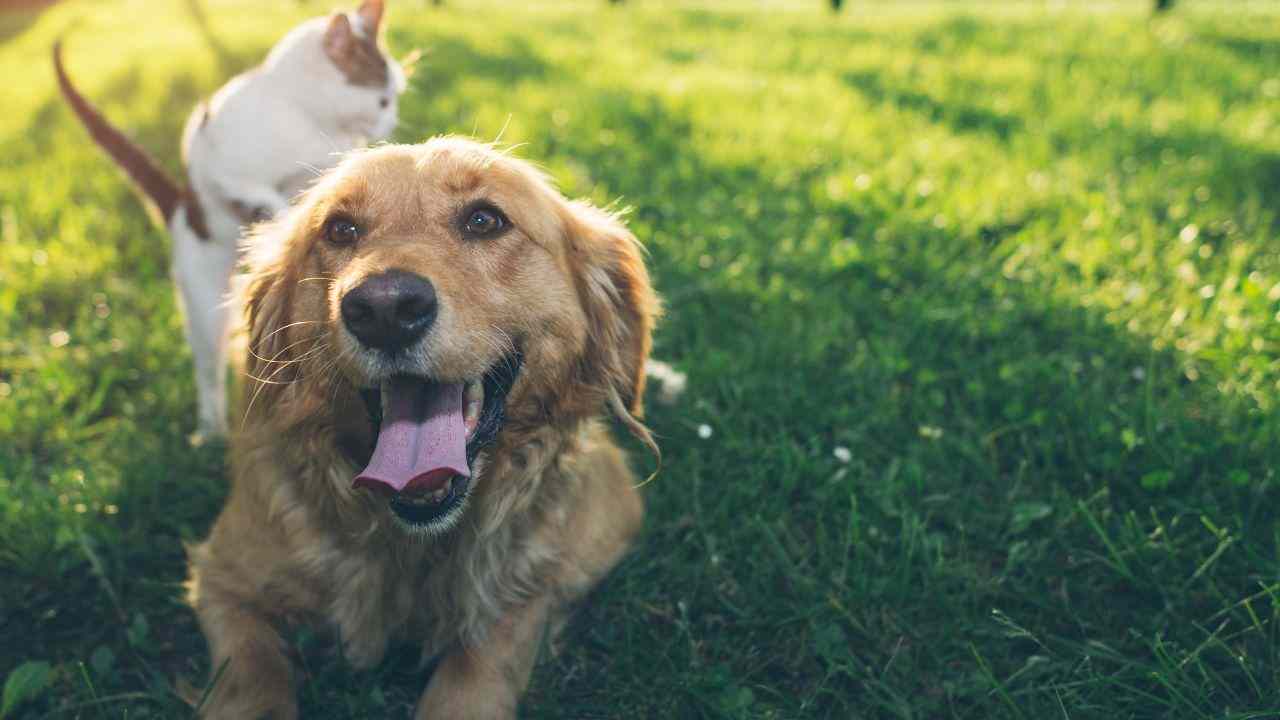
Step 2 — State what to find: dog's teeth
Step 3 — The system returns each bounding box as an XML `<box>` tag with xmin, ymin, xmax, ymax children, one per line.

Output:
<box><xmin>397</xmin><ymin>477</ymin><xmax>455</xmax><ymax>509</ymax></box>
<box><xmin>464</xmin><ymin>381</ymin><xmax>484</xmax><ymax>429</ymax></box>
<box><xmin>431</xmin><ymin>478</ymin><xmax>453</xmax><ymax>503</ymax></box>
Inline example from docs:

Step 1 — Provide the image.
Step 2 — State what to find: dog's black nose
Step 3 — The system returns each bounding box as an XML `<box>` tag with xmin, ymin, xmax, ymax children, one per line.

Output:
<box><xmin>341</xmin><ymin>270</ymin><xmax>438</xmax><ymax>351</ymax></box>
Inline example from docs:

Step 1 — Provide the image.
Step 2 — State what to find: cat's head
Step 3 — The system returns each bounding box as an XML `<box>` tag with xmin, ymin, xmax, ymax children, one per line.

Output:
<box><xmin>270</xmin><ymin>0</ymin><xmax>409</xmax><ymax>143</ymax></box>
<box><xmin>322</xmin><ymin>0</ymin><xmax>406</xmax><ymax>141</ymax></box>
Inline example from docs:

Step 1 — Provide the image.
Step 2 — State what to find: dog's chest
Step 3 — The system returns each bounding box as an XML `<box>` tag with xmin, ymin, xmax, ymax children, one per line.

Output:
<box><xmin>313</xmin><ymin>541</ymin><xmax>459</xmax><ymax>667</ymax></box>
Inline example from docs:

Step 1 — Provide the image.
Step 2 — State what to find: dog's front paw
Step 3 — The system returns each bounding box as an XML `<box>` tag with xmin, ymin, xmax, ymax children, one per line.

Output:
<box><xmin>195</xmin><ymin>653</ymin><xmax>297</xmax><ymax>720</ymax></box>
<box><xmin>198</xmin><ymin>691</ymin><xmax>297</xmax><ymax>720</ymax></box>
<box><xmin>415</xmin><ymin>683</ymin><xmax>517</xmax><ymax>720</ymax></box>
<box><xmin>414</xmin><ymin>654</ymin><xmax>518</xmax><ymax>720</ymax></box>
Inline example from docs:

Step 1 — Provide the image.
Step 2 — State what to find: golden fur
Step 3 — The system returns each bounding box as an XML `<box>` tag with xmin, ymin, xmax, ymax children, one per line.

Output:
<box><xmin>186</xmin><ymin>137</ymin><xmax>658</xmax><ymax>718</ymax></box>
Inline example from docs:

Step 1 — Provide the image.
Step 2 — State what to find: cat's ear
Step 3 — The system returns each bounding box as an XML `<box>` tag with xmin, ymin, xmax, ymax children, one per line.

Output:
<box><xmin>356</xmin><ymin>0</ymin><xmax>384</xmax><ymax>33</ymax></box>
<box><xmin>323</xmin><ymin>12</ymin><xmax>356</xmax><ymax>60</ymax></box>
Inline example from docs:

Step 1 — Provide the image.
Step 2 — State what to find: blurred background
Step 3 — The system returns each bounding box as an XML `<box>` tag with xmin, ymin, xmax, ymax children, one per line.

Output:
<box><xmin>2</xmin><ymin>0</ymin><xmax>1279</xmax><ymax>717</ymax></box>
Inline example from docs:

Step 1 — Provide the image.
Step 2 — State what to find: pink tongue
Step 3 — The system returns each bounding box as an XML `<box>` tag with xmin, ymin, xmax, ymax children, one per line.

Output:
<box><xmin>354</xmin><ymin>377</ymin><xmax>470</xmax><ymax>494</ymax></box>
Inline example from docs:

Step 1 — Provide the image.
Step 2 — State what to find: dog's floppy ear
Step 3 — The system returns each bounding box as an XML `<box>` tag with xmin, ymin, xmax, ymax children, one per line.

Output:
<box><xmin>565</xmin><ymin>200</ymin><xmax>660</xmax><ymax>422</ymax></box>
<box><xmin>239</xmin><ymin>222</ymin><xmax>300</xmax><ymax>412</ymax></box>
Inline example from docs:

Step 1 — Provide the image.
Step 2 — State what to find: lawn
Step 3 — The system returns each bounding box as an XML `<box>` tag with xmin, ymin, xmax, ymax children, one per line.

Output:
<box><xmin>3</xmin><ymin>0</ymin><xmax>1280</xmax><ymax>717</ymax></box>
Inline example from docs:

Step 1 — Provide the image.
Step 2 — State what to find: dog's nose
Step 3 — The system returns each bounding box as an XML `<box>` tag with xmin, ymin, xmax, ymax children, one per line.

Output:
<box><xmin>341</xmin><ymin>270</ymin><xmax>438</xmax><ymax>351</ymax></box>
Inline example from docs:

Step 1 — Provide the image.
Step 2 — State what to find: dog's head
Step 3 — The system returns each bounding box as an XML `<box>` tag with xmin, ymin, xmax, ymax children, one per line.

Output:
<box><xmin>240</xmin><ymin>138</ymin><xmax>657</xmax><ymax>534</ymax></box>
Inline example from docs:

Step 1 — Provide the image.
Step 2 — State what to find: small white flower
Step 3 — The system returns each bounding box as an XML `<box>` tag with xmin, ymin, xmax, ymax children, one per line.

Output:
<box><xmin>833</xmin><ymin>446</ymin><xmax>852</xmax><ymax>463</ymax></box>
<box><xmin>697</xmin><ymin>423</ymin><xmax>713</xmax><ymax>439</ymax></box>
<box><xmin>1131</xmin><ymin>367</ymin><xmax>1146</xmax><ymax>381</ymax></box>
<box><xmin>919</xmin><ymin>425</ymin><xmax>944</xmax><ymax>440</ymax></box>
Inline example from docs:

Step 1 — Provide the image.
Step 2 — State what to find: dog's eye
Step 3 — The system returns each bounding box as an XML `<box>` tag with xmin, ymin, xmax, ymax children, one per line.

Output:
<box><xmin>324</xmin><ymin>217</ymin><xmax>361</xmax><ymax>246</ymax></box>
<box><xmin>461</xmin><ymin>205</ymin><xmax>508</xmax><ymax>238</ymax></box>
<box><xmin>379</xmin><ymin>97</ymin><xmax>390</xmax><ymax>109</ymax></box>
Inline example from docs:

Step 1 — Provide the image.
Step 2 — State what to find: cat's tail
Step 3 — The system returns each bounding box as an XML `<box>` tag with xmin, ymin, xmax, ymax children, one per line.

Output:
<box><xmin>52</xmin><ymin>40</ymin><xmax>182</xmax><ymax>226</ymax></box>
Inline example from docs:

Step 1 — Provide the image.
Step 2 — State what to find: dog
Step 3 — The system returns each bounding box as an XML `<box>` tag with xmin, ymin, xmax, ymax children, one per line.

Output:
<box><xmin>186</xmin><ymin>136</ymin><xmax>660</xmax><ymax>718</ymax></box>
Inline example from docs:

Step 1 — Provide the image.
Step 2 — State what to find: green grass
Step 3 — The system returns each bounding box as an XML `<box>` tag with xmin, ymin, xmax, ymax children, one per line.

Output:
<box><xmin>3</xmin><ymin>0</ymin><xmax>1280</xmax><ymax>717</ymax></box>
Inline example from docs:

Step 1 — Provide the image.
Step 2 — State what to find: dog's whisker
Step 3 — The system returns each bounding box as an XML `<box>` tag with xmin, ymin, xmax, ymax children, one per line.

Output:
<box><xmin>491</xmin><ymin>115</ymin><xmax>514</xmax><ymax>148</ymax></box>
<box><xmin>484</xmin><ymin>326</ymin><xmax>520</xmax><ymax>379</ymax></box>
<box><xmin>257</xmin><ymin>319</ymin><xmax>321</xmax><ymax>347</ymax></box>
<box><xmin>294</xmin><ymin>160</ymin><xmax>326</xmax><ymax>179</ymax></box>
<box><xmin>242</xmin><ymin>335</ymin><xmax>328</xmax><ymax>427</ymax></box>
<box><xmin>243</xmin><ymin>372</ymin><xmax>300</xmax><ymax>386</ymax></box>
<box><xmin>242</xmin><ymin>362</ymin><xmax>294</xmax><ymax>426</ymax></box>
<box><xmin>247</xmin><ymin>333</ymin><xmax>326</xmax><ymax>367</ymax></box>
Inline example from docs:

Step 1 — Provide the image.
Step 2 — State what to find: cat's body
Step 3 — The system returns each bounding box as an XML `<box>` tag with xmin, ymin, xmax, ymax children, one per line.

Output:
<box><xmin>54</xmin><ymin>0</ymin><xmax>406</xmax><ymax>438</ymax></box>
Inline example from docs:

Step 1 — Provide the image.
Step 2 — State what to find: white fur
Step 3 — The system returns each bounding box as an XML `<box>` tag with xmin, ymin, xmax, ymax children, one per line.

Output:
<box><xmin>177</xmin><ymin>11</ymin><xmax>405</xmax><ymax>438</ymax></box>
<box><xmin>644</xmin><ymin>358</ymin><xmax>687</xmax><ymax>405</ymax></box>
<box><xmin>169</xmin><ymin>207</ymin><xmax>236</xmax><ymax>436</ymax></box>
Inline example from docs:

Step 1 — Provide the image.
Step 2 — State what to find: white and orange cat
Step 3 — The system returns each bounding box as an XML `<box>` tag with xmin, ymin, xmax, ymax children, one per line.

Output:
<box><xmin>54</xmin><ymin>0</ymin><xmax>409</xmax><ymax>439</ymax></box>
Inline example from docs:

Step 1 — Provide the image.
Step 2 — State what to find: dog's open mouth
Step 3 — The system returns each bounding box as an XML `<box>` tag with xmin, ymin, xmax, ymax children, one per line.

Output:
<box><xmin>355</xmin><ymin>353</ymin><xmax>521</xmax><ymax>530</ymax></box>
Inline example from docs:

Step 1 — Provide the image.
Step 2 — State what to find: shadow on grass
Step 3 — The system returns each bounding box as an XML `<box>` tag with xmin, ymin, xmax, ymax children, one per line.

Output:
<box><xmin>1138</xmin><ymin>130</ymin><xmax>1278</xmax><ymax>205</ymax></box>
<box><xmin>180</xmin><ymin>0</ymin><xmax>260</xmax><ymax>77</ymax></box>
<box><xmin>1199</xmin><ymin>30</ymin><xmax>1280</xmax><ymax>63</ymax></box>
<box><xmin>413</xmin><ymin>34</ymin><xmax>557</xmax><ymax>95</ymax></box>
<box><xmin>839</xmin><ymin>66</ymin><xmax>1278</xmax><ymax>223</ymax></box>
<box><xmin>842</xmin><ymin>70</ymin><xmax>1023</xmax><ymax>141</ymax></box>
<box><xmin>1053</xmin><ymin>118</ymin><xmax>1280</xmax><ymax>230</ymax></box>
<box><xmin>673</xmin><ymin>8</ymin><xmax>747</xmax><ymax>33</ymax></box>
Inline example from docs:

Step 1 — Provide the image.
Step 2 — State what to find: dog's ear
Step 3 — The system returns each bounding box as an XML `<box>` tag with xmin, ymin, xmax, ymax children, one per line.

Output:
<box><xmin>240</xmin><ymin>223</ymin><xmax>299</xmax><ymax>404</ymax></box>
<box><xmin>565</xmin><ymin>201</ymin><xmax>660</xmax><ymax>420</ymax></box>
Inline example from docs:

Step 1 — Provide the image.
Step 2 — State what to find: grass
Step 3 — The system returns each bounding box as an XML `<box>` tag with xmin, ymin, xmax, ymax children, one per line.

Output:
<box><xmin>2</xmin><ymin>0</ymin><xmax>1280</xmax><ymax>717</ymax></box>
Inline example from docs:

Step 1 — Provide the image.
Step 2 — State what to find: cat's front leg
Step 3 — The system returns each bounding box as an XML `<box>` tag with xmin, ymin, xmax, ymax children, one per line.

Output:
<box><xmin>171</xmin><ymin>218</ymin><xmax>236</xmax><ymax>439</ymax></box>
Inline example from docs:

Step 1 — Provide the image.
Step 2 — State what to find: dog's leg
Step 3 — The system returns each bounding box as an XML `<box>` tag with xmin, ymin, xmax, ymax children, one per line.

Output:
<box><xmin>559</xmin><ymin>432</ymin><xmax>646</xmax><ymax>598</ymax></box>
<box><xmin>415</xmin><ymin>596</ymin><xmax>553</xmax><ymax>720</ymax></box>
<box><xmin>545</xmin><ymin>432</ymin><xmax>646</xmax><ymax>658</ymax></box>
<box><xmin>171</xmin><ymin>218</ymin><xmax>236</xmax><ymax>439</ymax></box>
<box><xmin>415</xmin><ymin>439</ymin><xmax>644</xmax><ymax>719</ymax></box>
<box><xmin>189</xmin><ymin>571</ymin><xmax>298</xmax><ymax>719</ymax></box>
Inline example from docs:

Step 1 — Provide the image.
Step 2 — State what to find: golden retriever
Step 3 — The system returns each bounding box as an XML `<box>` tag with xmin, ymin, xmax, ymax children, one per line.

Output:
<box><xmin>186</xmin><ymin>137</ymin><xmax>659</xmax><ymax>719</ymax></box>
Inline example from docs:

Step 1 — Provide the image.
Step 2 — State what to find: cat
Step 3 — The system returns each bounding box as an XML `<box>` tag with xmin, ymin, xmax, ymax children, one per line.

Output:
<box><xmin>53</xmin><ymin>0</ymin><xmax>409</xmax><ymax>440</ymax></box>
